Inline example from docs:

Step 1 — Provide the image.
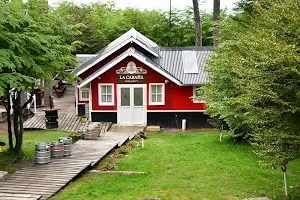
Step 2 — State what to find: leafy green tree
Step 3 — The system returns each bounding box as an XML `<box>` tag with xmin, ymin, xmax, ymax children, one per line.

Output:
<box><xmin>0</xmin><ymin>0</ymin><xmax>79</xmax><ymax>158</ymax></box>
<box><xmin>200</xmin><ymin>0</ymin><xmax>300</xmax><ymax>168</ymax></box>
<box><xmin>55</xmin><ymin>1</ymin><xmax>219</xmax><ymax>53</ymax></box>
<box><xmin>56</xmin><ymin>1</ymin><xmax>108</xmax><ymax>54</ymax></box>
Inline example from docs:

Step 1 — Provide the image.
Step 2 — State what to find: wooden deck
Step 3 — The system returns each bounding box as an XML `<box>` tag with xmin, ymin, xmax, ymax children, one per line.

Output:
<box><xmin>23</xmin><ymin>114</ymin><xmax>90</xmax><ymax>132</ymax></box>
<box><xmin>33</xmin><ymin>84</ymin><xmax>76</xmax><ymax>115</ymax></box>
<box><xmin>0</xmin><ymin>124</ymin><xmax>143</xmax><ymax>200</ymax></box>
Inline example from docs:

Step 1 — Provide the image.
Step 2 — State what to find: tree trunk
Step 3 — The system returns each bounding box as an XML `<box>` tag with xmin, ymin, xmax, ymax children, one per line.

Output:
<box><xmin>44</xmin><ymin>78</ymin><xmax>53</xmax><ymax>108</ymax></box>
<box><xmin>18</xmin><ymin>107</ymin><xmax>24</xmax><ymax>159</ymax></box>
<box><xmin>192</xmin><ymin>0</ymin><xmax>202</xmax><ymax>46</ymax></box>
<box><xmin>7</xmin><ymin>93</ymin><xmax>13</xmax><ymax>150</ymax></box>
<box><xmin>2</xmin><ymin>88</ymin><xmax>14</xmax><ymax>150</ymax></box>
<box><xmin>213</xmin><ymin>0</ymin><xmax>221</xmax><ymax>46</ymax></box>
<box><xmin>12</xmin><ymin>92</ymin><xmax>21</xmax><ymax>158</ymax></box>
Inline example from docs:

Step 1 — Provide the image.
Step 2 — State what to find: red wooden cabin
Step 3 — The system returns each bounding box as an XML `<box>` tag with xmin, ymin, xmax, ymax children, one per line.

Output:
<box><xmin>74</xmin><ymin>28</ymin><xmax>213</xmax><ymax>128</ymax></box>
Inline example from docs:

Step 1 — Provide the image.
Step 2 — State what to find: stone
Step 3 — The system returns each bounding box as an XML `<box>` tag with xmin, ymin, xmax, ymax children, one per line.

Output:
<box><xmin>89</xmin><ymin>170</ymin><xmax>146</xmax><ymax>175</ymax></box>
<box><xmin>140</xmin><ymin>198</ymin><xmax>161</xmax><ymax>200</ymax></box>
<box><xmin>0</xmin><ymin>171</ymin><xmax>8</xmax><ymax>180</ymax></box>
<box><xmin>146</xmin><ymin>126</ymin><xmax>160</xmax><ymax>132</ymax></box>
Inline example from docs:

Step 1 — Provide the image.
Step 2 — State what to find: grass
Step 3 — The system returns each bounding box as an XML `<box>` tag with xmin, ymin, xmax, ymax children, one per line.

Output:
<box><xmin>0</xmin><ymin>130</ymin><xmax>70</xmax><ymax>173</ymax></box>
<box><xmin>51</xmin><ymin>132</ymin><xmax>300</xmax><ymax>200</ymax></box>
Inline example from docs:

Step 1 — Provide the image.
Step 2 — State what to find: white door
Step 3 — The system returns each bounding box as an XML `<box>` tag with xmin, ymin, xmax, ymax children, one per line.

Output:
<box><xmin>117</xmin><ymin>84</ymin><xmax>146</xmax><ymax>125</ymax></box>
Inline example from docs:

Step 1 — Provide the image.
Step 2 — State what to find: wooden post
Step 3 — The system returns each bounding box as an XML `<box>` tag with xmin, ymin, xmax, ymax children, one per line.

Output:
<box><xmin>142</xmin><ymin>138</ymin><xmax>144</xmax><ymax>149</ymax></box>
<box><xmin>284</xmin><ymin>171</ymin><xmax>288</xmax><ymax>197</ymax></box>
<box><xmin>281</xmin><ymin>163</ymin><xmax>288</xmax><ymax>197</ymax></box>
<box><xmin>219</xmin><ymin>124</ymin><xmax>223</xmax><ymax>142</ymax></box>
<box><xmin>33</xmin><ymin>94</ymin><xmax>37</xmax><ymax>114</ymax></box>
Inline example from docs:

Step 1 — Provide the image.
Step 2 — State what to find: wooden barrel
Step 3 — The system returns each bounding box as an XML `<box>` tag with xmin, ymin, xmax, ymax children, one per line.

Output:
<box><xmin>44</xmin><ymin>109</ymin><xmax>59</xmax><ymax>129</ymax></box>
<box><xmin>59</xmin><ymin>137</ymin><xmax>72</xmax><ymax>157</ymax></box>
<box><xmin>35</xmin><ymin>142</ymin><xmax>51</xmax><ymax>164</ymax></box>
<box><xmin>50</xmin><ymin>141</ymin><xmax>64</xmax><ymax>159</ymax></box>
<box><xmin>83</xmin><ymin>131</ymin><xmax>97</xmax><ymax>140</ymax></box>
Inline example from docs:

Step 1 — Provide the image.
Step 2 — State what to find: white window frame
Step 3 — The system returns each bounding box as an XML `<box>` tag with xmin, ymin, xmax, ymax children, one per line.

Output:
<box><xmin>98</xmin><ymin>84</ymin><xmax>114</xmax><ymax>106</ymax></box>
<box><xmin>149</xmin><ymin>83</ymin><xmax>165</xmax><ymax>105</ymax></box>
<box><xmin>193</xmin><ymin>86</ymin><xmax>205</xmax><ymax>103</ymax></box>
<box><xmin>79</xmin><ymin>84</ymin><xmax>90</xmax><ymax>101</ymax></box>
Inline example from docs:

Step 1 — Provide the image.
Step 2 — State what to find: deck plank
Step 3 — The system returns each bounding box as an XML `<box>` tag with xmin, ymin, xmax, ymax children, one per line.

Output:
<box><xmin>57</xmin><ymin>114</ymin><xmax>67</xmax><ymax>129</ymax></box>
<box><xmin>0</xmin><ymin>193</ymin><xmax>42</xmax><ymax>200</ymax></box>
<box><xmin>67</xmin><ymin>115</ymin><xmax>79</xmax><ymax>132</ymax></box>
<box><xmin>24</xmin><ymin>114</ymin><xmax>90</xmax><ymax>133</ymax></box>
<box><xmin>60</xmin><ymin>114</ymin><xmax>73</xmax><ymax>131</ymax></box>
<box><xmin>74</xmin><ymin>117</ymin><xmax>85</xmax><ymax>133</ymax></box>
<box><xmin>1</xmin><ymin>124</ymin><xmax>141</xmax><ymax>200</ymax></box>
<box><xmin>70</xmin><ymin>117</ymin><xmax>80</xmax><ymax>133</ymax></box>
<box><xmin>58</xmin><ymin>114</ymin><xmax>69</xmax><ymax>130</ymax></box>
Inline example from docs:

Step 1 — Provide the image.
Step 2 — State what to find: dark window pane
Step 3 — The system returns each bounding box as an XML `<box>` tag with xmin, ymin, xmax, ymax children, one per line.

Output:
<box><xmin>107</xmin><ymin>86</ymin><xmax>112</xmax><ymax>94</ymax></box>
<box><xmin>157</xmin><ymin>94</ymin><xmax>162</xmax><ymax>102</ymax></box>
<box><xmin>101</xmin><ymin>95</ymin><xmax>106</xmax><ymax>103</ymax></box>
<box><xmin>121</xmin><ymin>88</ymin><xmax>130</xmax><ymax>106</ymax></box>
<box><xmin>157</xmin><ymin>85</ymin><xmax>162</xmax><ymax>93</ymax></box>
<box><xmin>134</xmin><ymin>88</ymin><xmax>143</xmax><ymax>106</ymax></box>
<box><xmin>151</xmin><ymin>85</ymin><xmax>156</xmax><ymax>93</ymax></box>
<box><xmin>151</xmin><ymin>94</ymin><xmax>156</xmax><ymax>103</ymax></box>
<box><xmin>107</xmin><ymin>95</ymin><xmax>112</xmax><ymax>103</ymax></box>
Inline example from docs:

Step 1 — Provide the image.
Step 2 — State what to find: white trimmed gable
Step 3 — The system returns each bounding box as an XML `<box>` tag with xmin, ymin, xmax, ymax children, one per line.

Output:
<box><xmin>74</xmin><ymin>28</ymin><xmax>159</xmax><ymax>76</ymax></box>
<box><xmin>78</xmin><ymin>47</ymin><xmax>183</xmax><ymax>88</ymax></box>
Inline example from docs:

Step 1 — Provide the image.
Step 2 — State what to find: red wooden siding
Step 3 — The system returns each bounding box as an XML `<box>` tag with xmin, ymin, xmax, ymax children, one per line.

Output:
<box><xmin>91</xmin><ymin>67</ymin><xmax>118</xmax><ymax>111</ymax></box>
<box><xmin>171</xmin><ymin>85</ymin><xmax>206</xmax><ymax>110</ymax></box>
<box><xmin>87</xmin><ymin>56</ymin><xmax>206</xmax><ymax>111</ymax></box>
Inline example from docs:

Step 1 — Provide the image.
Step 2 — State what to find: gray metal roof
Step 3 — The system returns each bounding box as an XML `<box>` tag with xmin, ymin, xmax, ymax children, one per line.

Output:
<box><xmin>155</xmin><ymin>47</ymin><xmax>213</xmax><ymax>85</ymax></box>
<box><xmin>76</xmin><ymin>54</ymin><xmax>97</xmax><ymax>65</ymax></box>
<box><xmin>73</xmin><ymin>29</ymin><xmax>213</xmax><ymax>85</ymax></box>
<box><xmin>75</xmin><ymin>46</ymin><xmax>213</xmax><ymax>85</ymax></box>
<box><xmin>79</xmin><ymin>48</ymin><xmax>183</xmax><ymax>87</ymax></box>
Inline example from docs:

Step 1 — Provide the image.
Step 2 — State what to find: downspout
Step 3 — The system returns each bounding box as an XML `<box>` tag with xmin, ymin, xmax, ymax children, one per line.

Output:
<box><xmin>75</xmin><ymin>82</ymin><xmax>78</xmax><ymax>116</ymax></box>
<box><xmin>89</xmin><ymin>83</ymin><xmax>92</xmax><ymax>122</ymax></box>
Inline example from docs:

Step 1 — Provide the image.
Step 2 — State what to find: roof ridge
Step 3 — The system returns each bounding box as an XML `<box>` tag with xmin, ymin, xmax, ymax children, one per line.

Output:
<box><xmin>160</xmin><ymin>46</ymin><xmax>214</xmax><ymax>51</ymax></box>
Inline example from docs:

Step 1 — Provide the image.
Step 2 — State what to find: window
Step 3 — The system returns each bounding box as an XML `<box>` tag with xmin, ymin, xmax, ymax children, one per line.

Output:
<box><xmin>193</xmin><ymin>86</ymin><xmax>205</xmax><ymax>103</ymax></box>
<box><xmin>182</xmin><ymin>51</ymin><xmax>198</xmax><ymax>74</ymax></box>
<box><xmin>149</xmin><ymin>83</ymin><xmax>164</xmax><ymax>105</ymax></box>
<box><xmin>79</xmin><ymin>84</ymin><xmax>89</xmax><ymax>101</ymax></box>
<box><xmin>99</xmin><ymin>84</ymin><xmax>114</xmax><ymax>106</ymax></box>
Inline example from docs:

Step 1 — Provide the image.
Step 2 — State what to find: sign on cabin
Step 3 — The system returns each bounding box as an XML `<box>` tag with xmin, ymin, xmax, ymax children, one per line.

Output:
<box><xmin>116</xmin><ymin>61</ymin><xmax>147</xmax><ymax>84</ymax></box>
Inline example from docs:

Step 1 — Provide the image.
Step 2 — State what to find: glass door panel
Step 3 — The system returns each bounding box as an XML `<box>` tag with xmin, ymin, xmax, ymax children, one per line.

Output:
<box><xmin>134</xmin><ymin>88</ymin><xmax>143</xmax><ymax>106</ymax></box>
<box><xmin>121</xmin><ymin>88</ymin><xmax>130</xmax><ymax>106</ymax></box>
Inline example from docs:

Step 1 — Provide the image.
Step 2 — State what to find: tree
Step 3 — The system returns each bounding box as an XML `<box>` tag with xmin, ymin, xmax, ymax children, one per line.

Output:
<box><xmin>192</xmin><ymin>0</ymin><xmax>202</xmax><ymax>46</ymax></box>
<box><xmin>56</xmin><ymin>1</ymin><xmax>107</xmax><ymax>54</ymax></box>
<box><xmin>201</xmin><ymin>0</ymin><xmax>300</xmax><ymax>167</ymax></box>
<box><xmin>200</xmin><ymin>1</ymin><xmax>300</xmax><ymax>196</ymax></box>
<box><xmin>0</xmin><ymin>0</ymin><xmax>79</xmax><ymax>158</ymax></box>
<box><xmin>56</xmin><ymin>2</ymin><xmax>217</xmax><ymax>50</ymax></box>
<box><xmin>213</xmin><ymin>0</ymin><xmax>220</xmax><ymax>46</ymax></box>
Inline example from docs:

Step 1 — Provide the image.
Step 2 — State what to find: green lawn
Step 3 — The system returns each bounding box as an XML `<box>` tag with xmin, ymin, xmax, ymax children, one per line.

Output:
<box><xmin>52</xmin><ymin>132</ymin><xmax>300</xmax><ymax>200</ymax></box>
<box><xmin>0</xmin><ymin>130</ymin><xmax>70</xmax><ymax>173</ymax></box>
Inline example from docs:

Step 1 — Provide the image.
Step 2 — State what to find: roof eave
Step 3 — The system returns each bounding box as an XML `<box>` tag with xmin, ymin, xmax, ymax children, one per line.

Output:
<box><xmin>78</xmin><ymin>48</ymin><xmax>182</xmax><ymax>88</ymax></box>
<box><xmin>75</xmin><ymin>38</ymin><xmax>159</xmax><ymax>77</ymax></box>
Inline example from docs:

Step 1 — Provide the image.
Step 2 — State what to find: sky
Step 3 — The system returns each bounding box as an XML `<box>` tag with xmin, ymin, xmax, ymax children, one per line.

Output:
<box><xmin>49</xmin><ymin>0</ymin><xmax>238</xmax><ymax>11</ymax></box>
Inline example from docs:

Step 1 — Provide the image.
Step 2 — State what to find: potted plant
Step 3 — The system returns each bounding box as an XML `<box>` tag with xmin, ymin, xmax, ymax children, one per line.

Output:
<box><xmin>70</xmin><ymin>132</ymin><xmax>82</xmax><ymax>143</ymax></box>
